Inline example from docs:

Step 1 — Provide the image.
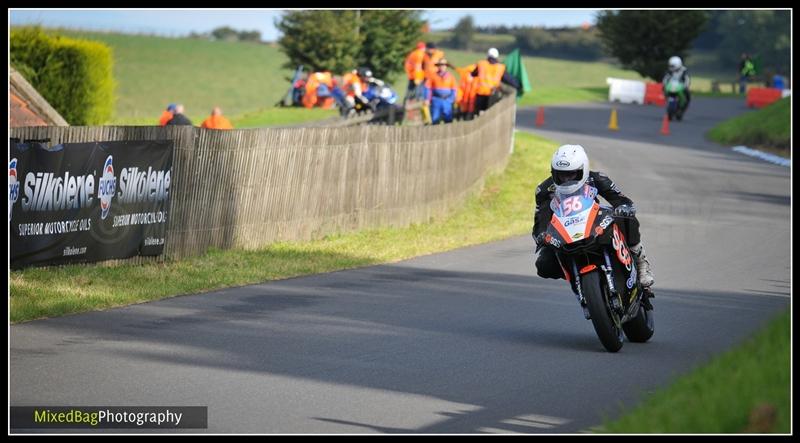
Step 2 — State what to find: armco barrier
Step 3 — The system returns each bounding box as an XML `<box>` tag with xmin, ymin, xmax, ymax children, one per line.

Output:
<box><xmin>746</xmin><ymin>87</ymin><xmax>783</xmax><ymax>108</ymax></box>
<box><xmin>11</xmin><ymin>96</ymin><xmax>516</xmax><ymax>265</ymax></box>
<box><xmin>607</xmin><ymin>77</ymin><xmax>646</xmax><ymax>104</ymax></box>
<box><xmin>644</xmin><ymin>82</ymin><xmax>665</xmax><ymax>106</ymax></box>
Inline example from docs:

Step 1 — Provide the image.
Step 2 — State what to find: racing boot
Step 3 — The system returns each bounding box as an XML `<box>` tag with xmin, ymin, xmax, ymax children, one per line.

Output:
<box><xmin>629</xmin><ymin>243</ymin><xmax>654</xmax><ymax>287</ymax></box>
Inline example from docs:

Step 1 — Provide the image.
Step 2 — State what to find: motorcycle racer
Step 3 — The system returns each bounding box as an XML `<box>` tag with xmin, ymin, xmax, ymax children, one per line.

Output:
<box><xmin>532</xmin><ymin>144</ymin><xmax>655</xmax><ymax>287</ymax></box>
<box><xmin>662</xmin><ymin>56</ymin><xmax>692</xmax><ymax>120</ymax></box>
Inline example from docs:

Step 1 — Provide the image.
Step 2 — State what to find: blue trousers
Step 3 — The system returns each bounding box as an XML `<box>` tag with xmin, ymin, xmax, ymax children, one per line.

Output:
<box><xmin>430</xmin><ymin>97</ymin><xmax>454</xmax><ymax>124</ymax></box>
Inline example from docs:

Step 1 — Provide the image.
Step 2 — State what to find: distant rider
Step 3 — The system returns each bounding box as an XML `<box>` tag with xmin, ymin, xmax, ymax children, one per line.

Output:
<box><xmin>662</xmin><ymin>56</ymin><xmax>691</xmax><ymax>120</ymax></box>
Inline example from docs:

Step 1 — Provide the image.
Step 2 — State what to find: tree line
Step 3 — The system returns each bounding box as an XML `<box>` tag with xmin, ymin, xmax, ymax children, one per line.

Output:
<box><xmin>441</xmin><ymin>11</ymin><xmax>790</xmax><ymax>80</ymax></box>
<box><xmin>276</xmin><ymin>10</ymin><xmax>425</xmax><ymax>81</ymax></box>
<box><xmin>189</xmin><ymin>26</ymin><xmax>262</xmax><ymax>43</ymax></box>
<box><xmin>271</xmin><ymin>10</ymin><xmax>789</xmax><ymax>84</ymax></box>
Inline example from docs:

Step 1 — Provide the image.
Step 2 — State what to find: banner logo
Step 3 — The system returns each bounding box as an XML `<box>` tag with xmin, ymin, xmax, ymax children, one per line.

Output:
<box><xmin>9</xmin><ymin>158</ymin><xmax>19</xmax><ymax>222</ymax></box>
<box><xmin>98</xmin><ymin>156</ymin><xmax>116</xmax><ymax>220</ymax></box>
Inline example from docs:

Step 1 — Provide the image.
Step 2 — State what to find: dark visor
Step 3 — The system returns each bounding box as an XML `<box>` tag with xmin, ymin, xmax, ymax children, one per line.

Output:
<box><xmin>554</xmin><ymin>170</ymin><xmax>580</xmax><ymax>185</ymax></box>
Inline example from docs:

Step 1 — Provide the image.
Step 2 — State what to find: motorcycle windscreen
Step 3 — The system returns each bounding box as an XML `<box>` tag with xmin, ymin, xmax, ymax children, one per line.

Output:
<box><xmin>551</xmin><ymin>184</ymin><xmax>600</xmax><ymax>243</ymax></box>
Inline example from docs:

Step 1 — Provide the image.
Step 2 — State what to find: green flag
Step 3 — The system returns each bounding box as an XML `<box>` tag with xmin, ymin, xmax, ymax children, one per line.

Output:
<box><xmin>503</xmin><ymin>48</ymin><xmax>532</xmax><ymax>98</ymax></box>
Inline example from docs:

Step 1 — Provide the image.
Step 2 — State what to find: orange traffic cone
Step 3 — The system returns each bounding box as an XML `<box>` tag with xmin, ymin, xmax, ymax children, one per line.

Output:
<box><xmin>536</xmin><ymin>106</ymin><xmax>544</xmax><ymax>127</ymax></box>
<box><xmin>660</xmin><ymin>114</ymin><xmax>670</xmax><ymax>135</ymax></box>
<box><xmin>608</xmin><ymin>107</ymin><xmax>619</xmax><ymax>131</ymax></box>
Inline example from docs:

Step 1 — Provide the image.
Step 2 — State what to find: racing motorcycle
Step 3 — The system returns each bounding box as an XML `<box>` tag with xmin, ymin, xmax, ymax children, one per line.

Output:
<box><xmin>665</xmin><ymin>79</ymin><xmax>687</xmax><ymax>121</ymax></box>
<box><xmin>337</xmin><ymin>80</ymin><xmax>403</xmax><ymax>125</ymax></box>
<box><xmin>362</xmin><ymin>81</ymin><xmax>404</xmax><ymax>125</ymax></box>
<box><xmin>541</xmin><ymin>183</ymin><xmax>654</xmax><ymax>352</ymax></box>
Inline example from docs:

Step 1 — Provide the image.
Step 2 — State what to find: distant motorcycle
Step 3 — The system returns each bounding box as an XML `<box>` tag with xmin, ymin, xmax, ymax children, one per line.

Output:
<box><xmin>363</xmin><ymin>81</ymin><xmax>404</xmax><ymax>124</ymax></box>
<box><xmin>542</xmin><ymin>183</ymin><xmax>655</xmax><ymax>352</ymax></box>
<box><xmin>338</xmin><ymin>80</ymin><xmax>403</xmax><ymax>124</ymax></box>
<box><xmin>333</xmin><ymin>87</ymin><xmax>366</xmax><ymax>119</ymax></box>
<box><xmin>665</xmin><ymin>79</ymin><xmax>688</xmax><ymax>121</ymax></box>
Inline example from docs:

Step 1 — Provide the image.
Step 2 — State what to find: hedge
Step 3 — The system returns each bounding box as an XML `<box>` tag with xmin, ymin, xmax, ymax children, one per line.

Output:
<box><xmin>10</xmin><ymin>26</ymin><xmax>116</xmax><ymax>125</ymax></box>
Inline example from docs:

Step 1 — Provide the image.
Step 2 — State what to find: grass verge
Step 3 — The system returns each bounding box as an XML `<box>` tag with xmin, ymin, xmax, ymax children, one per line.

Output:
<box><xmin>597</xmin><ymin>308</ymin><xmax>791</xmax><ymax>434</ymax></box>
<box><xmin>231</xmin><ymin>107</ymin><xmax>339</xmax><ymax>128</ymax></box>
<box><xmin>10</xmin><ymin>131</ymin><xmax>553</xmax><ymax>323</ymax></box>
<box><xmin>707</xmin><ymin>97</ymin><xmax>790</xmax><ymax>156</ymax></box>
<box><xmin>517</xmin><ymin>87</ymin><xmax>608</xmax><ymax>107</ymax></box>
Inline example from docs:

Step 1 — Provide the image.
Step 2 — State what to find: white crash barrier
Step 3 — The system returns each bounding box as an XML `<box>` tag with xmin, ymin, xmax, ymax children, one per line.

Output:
<box><xmin>607</xmin><ymin>77</ymin><xmax>646</xmax><ymax>104</ymax></box>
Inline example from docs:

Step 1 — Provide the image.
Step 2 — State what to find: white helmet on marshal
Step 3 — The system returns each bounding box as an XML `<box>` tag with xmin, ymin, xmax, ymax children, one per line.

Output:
<box><xmin>668</xmin><ymin>56</ymin><xmax>683</xmax><ymax>72</ymax></box>
<box><xmin>487</xmin><ymin>47</ymin><xmax>499</xmax><ymax>59</ymax></box>
<box><xmin>551</xmin><ymin>144</ymin><xmax>589</xmax><ymax>194</ymax></box>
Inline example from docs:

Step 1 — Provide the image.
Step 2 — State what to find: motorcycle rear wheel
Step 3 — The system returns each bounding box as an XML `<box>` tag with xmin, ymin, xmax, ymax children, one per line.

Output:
<box><xmin>582</xmin><ymin>272</ymin><xmax>624</xmax><ymax>352</ymax></box>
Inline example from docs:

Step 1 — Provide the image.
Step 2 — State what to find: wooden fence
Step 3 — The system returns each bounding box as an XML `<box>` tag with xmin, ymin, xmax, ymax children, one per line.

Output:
<box><xmin>11</xmin><ymin>96</ymin><xmax>516</xmax><ymax>264</ymax></box>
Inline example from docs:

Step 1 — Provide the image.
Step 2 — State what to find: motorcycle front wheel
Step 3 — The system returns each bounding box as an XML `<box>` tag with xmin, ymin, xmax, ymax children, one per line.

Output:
<box><xmin>667</xmin><ymin>107</ymin><xmax>676</xmax><ymax>121</ymax></box>
<box><xmin>623</xmin><ymin>301</ymin><xmax>655</xmax><ymax>343</ymax></box>
<box><xmin>581</xmin><ymin>272</ymin><xmax>624</xmax><ymax>352</ymax></box>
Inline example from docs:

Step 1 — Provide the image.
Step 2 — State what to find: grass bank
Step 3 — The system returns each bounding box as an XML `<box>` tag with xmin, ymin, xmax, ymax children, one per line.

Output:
<box><xmin>707</xmin><ymin>97</ymin><xmax>790</xmax><ymax>156</ymax></box>
<box><xmin>597</xmin><ymin>308</ymin><xmax>790</xmax><ymax>434</ymax></box>
<box><xmin>10</xmin><ymin>131</ymin><xmax>553</xmax><ymax>323</ymax></box>
<box><xmin>50</xmin><ymin>29</ymin><xmax>291</xmax><ymax>126</ymax></box>
<box><xmin>231</xmin><ymin>107</ymin><xmax>338</xmax><ymax>128</ymax></box>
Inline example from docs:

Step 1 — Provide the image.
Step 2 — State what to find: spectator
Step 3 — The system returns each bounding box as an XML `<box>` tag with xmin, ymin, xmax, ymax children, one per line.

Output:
<box><xmin>471</xmin><ymin>48</ymin><xmax>520</xmax><ymax>115</ymax></box>
<box><xmin>342</xmin><ymin>69</ymin><xmax>366</xmax><ymax>105</ymax></box>
<box><xmin>422</xmin><ymin>42</ymin><xmax>445</xmax><ymax>84</ymax></box>
<box><xmin>455</xmin><ymin>64</ymin><xmax>477</xmax><ymax>120</ymax></box>
<box><xmin>166</xmin><ymin>104</ymin><xmax>192</xmax><ymax>126</ymax></box>
<box><xmin>200</xmin><ymin>107</ymin><xmax>234</xmax><ymax>130</ymax></box>
<box><xmin>292</xmin><ymin>73</ymin><xmax>307</xmax><ymax>107</ymax></box>
<box><xmin>403</xmin><ymin>41</ymin><xmax>427</xmax><ymax>102</ymax></box>
<box><xmin>302</xmin><ymin>71</ymin><xmax>336</xmax><ymax>109</ymax></box>
<box><xmin>772</xmin><ymin>72</ymin><xmax>786</xmax><ymax>90</ymax></box>
<box><xmin>738</xmin><ymin>53</ymin><xmax>756</xmax><ymax>94</ymax></box>
<box><xmin>426</xmin><ymin>59</ymin><xmax>456</xmax><ymax>125</ymax></box>
<box><xmin>159</xmin><ymin>103</ymin><xmax>176</xmax><ymax>126</ymax></box>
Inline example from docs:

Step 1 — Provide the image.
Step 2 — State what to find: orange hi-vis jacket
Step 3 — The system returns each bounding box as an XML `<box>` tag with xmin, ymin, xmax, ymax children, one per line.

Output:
<box><xmin>404</xmin><ymin>48</ymin><xmax>427</xmax><ymax>84</ymax></box>
<box><xmin>456</xmin><ymin>64</ymin><xmax>477</xmax><ymax>112</ymax></box>
<box><xmin>303</xmin><ymin>71</ymin><xmax>335</xmax><ymax>109</ymax></box>
<box><xmin>201</xmin><ymin>115</ymin><xmax>234</xmax><ymax>130</ymax></box>
<box><xmin>159</xmin><ymin>110</ymin><xmax>174</xmax><ymax>126</ymax></box>
<box><xmin>315</xmin><ymin>71</ymin><xmax>334</xmax><ymax>88</ymax></box>
<box><xmin>423</xmin><ymin>49</ymin><xmax>445</xmax><ymax>82</ymax></box>
<box><xmin>342</xmin><ymin>71</ymin><xmax>366</xmax><ymax>98</ymax></box>
<box><xmin>307</xmin><ymin>71</ymin><xmax>334</xmax><ymax>93</ymax></box>
<box><xmin>425</xmin><ymin>71</ymin><xmax>456</xmax><ymax>102</ymax></box>
<box><xmin>475</xmin><ymin>60</ymin><xmax>506</xmax><ymax>96</ymax></box>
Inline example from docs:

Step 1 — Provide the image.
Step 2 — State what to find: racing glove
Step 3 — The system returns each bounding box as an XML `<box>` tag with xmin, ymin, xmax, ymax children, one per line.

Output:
<box><xmin>613</xmin><ymin>204</ymin><xmax>636</xmax><ymax>217</ymax></box>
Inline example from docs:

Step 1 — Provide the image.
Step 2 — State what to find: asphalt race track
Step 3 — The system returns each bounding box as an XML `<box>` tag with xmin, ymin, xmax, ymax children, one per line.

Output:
<box><xmin>10</xmin><ymin>97</ymin><xmax>791</xmax><ymax>434</ymax></box>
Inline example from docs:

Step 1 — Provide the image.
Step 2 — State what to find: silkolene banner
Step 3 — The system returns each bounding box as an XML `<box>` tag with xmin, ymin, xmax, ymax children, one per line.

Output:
<box><xmin>9</xmin><ymin>139</ymin><xmax>173</xmax><ymax>269</ymax></box>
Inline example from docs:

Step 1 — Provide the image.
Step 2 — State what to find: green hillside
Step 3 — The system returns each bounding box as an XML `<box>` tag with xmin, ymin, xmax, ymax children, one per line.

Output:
<box><xmin>56</xmin><ymin>29</ymin><xmax>298</xmax><ymax>125</ymax></box>
<box><xmin>30</xmin><ymin>29</ymin><xmax>722</xmax><ymax>125</ymax></box>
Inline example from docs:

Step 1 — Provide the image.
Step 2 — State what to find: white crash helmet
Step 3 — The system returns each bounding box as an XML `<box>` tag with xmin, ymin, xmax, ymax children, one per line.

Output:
<box><xmin>551</xmin><ymin>144</ymin><xmax>590</xmax><ymax>194</ymax></box>
<box><xmin>668</xmin><ymin>56</ymin><xmax>683</xmax><ymax>72</ymax></box>
<box><xmin>487</xmin><ymin>47</ymin><xmax>499</xmax><ymax>59</ymax></box>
